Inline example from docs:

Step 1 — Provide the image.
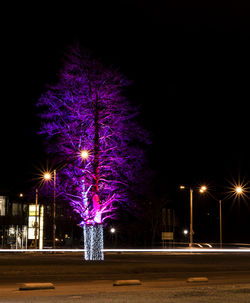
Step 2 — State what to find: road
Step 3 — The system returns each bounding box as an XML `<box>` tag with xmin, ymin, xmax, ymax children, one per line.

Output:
<box><xmin>1</xmin><ymin>251</ymin><xmax>250</xmax><ymax>283</ymax></box>
<box><xmin>1</xmin><ymin>252</ymin><xmax>250</xmax><ymax>302</ymax></box>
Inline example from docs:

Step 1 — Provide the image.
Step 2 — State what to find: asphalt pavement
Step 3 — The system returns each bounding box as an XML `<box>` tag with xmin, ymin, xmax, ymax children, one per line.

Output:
<box><xmin>1</xmin><ymin>252</ymin><xmax>250</xmax><ymax>302</ymax></box>
<box><xmin>2</xmin><ymin>281</ymin><xmax>250</xmax><ymax>302</ymax></box>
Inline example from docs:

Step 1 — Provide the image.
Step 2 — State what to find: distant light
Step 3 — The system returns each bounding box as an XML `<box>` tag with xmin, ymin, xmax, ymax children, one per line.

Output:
<box><xmin>43</xmin><ymin>172</ymin><xmax>52</xmax><ymax>181</ymax></box>
<box><xmin>183</xmin><ymin>229</ymin><xmax>188</xmax><ymax>235</ymax></box>
<box><xmin>19</xmin><ymin>193</ymin><xmax>23</xmax><ymax>198</ymax></box>
<box><xmin>205</xmin><ymin>243</ymin><xmax>212</xmax><ymax>248</ymax></box>
<box><xmin>110</xmin><ymin>228</ymin><xmax>116</xmax><ymax>233</ymax></box>
<box><xmin>236</xmin><ymin>186</ymin><xmax>243</xmax><ymax>194</ymax></box>
<box><xmin>200</xmin><ymin>186</ymin><xmax>207</xmax><ymax>193</ymax></box>
<box><xmin>80</xmin><ymin>150</ymin><xmax>89</xmax><ymax>159</ymax></box>
<box><xmin>196</xmin><ymin>244</ymin><xmax>203</xmax><ymax>248</ymax></box>
<box><xmin>180</xmin><ymin>185</ymin><xmax>185</xmax><ymax>190</ymax></box>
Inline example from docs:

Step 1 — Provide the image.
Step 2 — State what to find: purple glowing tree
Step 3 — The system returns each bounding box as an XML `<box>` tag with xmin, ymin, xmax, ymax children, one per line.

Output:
<box><xmin>37</xmin><ymin>45</ymin><xmax>149</xmax><ymax>260</ymax></box>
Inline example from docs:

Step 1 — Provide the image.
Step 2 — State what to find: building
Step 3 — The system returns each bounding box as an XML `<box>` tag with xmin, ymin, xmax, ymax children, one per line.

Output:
<box><xmin>0</xmin><ymin>194</ymin><xmax>28</xmax><ymax>248</ymax></box>
<box><xmin>0</xmin><ymin>192</ymin><xmax>82</xmax><ymax>249</ymax></box>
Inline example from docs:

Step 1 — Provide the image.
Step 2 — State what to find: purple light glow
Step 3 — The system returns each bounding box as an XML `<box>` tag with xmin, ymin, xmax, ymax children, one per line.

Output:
<box><xmin>37</xmin><ymin>44</ymin><xmax>149</xmax><ymax>259</ymax></box>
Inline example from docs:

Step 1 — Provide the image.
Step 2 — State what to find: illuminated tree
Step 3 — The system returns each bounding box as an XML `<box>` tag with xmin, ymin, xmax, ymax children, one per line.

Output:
<box><xmin>37</xmin><ymin>45</ymin><xmax>149</xmax><ymax>260</ymax></box>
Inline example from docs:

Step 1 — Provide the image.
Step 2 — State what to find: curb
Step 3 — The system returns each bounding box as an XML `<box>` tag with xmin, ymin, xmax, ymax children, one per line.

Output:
<box><xmin>113</xmin><ymin>280</ymin><xmax>142</xmax><ymax>286</ymax></box>
<box><xmin>187</xmin><ymin>277</ymin><xmax>208</xmax><ymax>283</ymax></box>
<box><xmin>19</xmin><ymin>283</ymin><xmax>55</xmax><ymax>291</ymax></box>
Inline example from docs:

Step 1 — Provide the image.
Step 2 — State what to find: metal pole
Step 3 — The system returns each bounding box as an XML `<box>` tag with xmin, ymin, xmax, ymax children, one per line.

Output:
<box><xmin>219</xmin><ymin>199</ymin><xmax>222</xmax><ymax>248</ymax></box>
<box><xmin>53</xmin><ymin>169</ymin><xmax>56</xmax><ymax>249</ymax></box>
<box><xmin>189</xmin><ymin>188</ymin><xmax>193</xmax><ymax>248</ymax></box>
<box><xmin>34</xmin><ymin>188</ymin><xmax>38</xmax><ymax>249</ymax></box>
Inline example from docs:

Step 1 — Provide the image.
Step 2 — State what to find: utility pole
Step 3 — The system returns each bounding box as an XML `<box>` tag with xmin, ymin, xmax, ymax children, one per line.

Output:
<box><xmin>34</xmin><ymin>188</ymin><xmax>38</xmax><ymax>249</ymax></box>
<box><xmin>189</xmin><ymin>188</ymin><xmax>193</xmax><ymax>248</ymax></box>
<box><xmin>53</xmin><ymin>169</ymin><xmax>56</xmax><ymax>249</ymax></box>
<box><xmin>219</xmin><ymin>199</ymin><xmax>222</xmax><ymax>248</ymax></box>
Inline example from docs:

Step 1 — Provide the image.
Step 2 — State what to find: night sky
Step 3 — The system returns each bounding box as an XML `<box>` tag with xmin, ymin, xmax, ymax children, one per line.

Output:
<box><xmin>1</xmin><ymin>1</ymin><xmax>250</xmax><ymax>234</ymax></box>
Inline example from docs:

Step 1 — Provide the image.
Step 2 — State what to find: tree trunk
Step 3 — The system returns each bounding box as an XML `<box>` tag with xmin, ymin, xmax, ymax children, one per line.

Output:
<box><xmin>93</xmin><ymin>94</ymin><xmax>100</xmax><ymax>194</ymax></box>
<box><xmin>83</xmin><ymin>224</ymin><xmax>104</xmax><ymax>260</ymax></box>
<box><xmin>82</xmin><ymin>94</ymin><xmax>104</xmax><ymax>261</ymax></box>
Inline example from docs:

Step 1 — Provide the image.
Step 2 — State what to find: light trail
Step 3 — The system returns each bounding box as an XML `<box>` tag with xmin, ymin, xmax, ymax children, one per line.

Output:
<box><xmin>1</xmin><ymin>248</ymin><xmax>250</xmax><ymax>253</ymax></box>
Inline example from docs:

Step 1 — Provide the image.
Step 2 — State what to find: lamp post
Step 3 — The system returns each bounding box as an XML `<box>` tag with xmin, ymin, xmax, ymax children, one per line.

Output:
<box><xmin>180</xmin><ymin>185</ymin><xmax>206</xmax><ymax>248</ymax></box>
<box><xmin>180</xmin><ymin>186</ymin><xmax>194</xmax><ymax>247</ymax></box>
<box><xmin>189</xmin><ymin>188</ymin><xmax>193</xmax><ymax>248</ymax></box>
<box><xmin>219</xmin><ymin>199</ymin><xmax>222</xmax><ymax>248</ymax></box>
<box><xmin>43</xmin><ymin>170</ymin><xmax>56</xmax><ymax>249</ymax></box>
<box><xmin>200</xmin><ymin>185</ymin><xmax>244</xmax><ymax>248</ymax></box>
<box><xmin>42</xmin><ymin>151</ymin><xmax>88</xmax><ymax>249</ymax></box>
<box><xmin>53</xmin><ymin>169</ymin><xmax>56</xmax><ymax>249</ymax></box>
<box><xmin>34</xmin><ymin>188</ymin><xmax>38</xmax><ymax>249</ymax></box>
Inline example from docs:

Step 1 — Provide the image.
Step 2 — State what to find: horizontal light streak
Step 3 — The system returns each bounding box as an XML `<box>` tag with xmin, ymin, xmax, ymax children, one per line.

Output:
<box><xmin>1</xmin><ymin>248</ymin><xmax>250</xmax><ymax>253</ymax></box>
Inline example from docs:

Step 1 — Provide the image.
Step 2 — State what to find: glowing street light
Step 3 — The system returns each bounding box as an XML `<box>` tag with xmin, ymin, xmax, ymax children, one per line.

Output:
<box><xmin>43</xmin><ymin>172</ymin><xmax>52</xmax><ymax>181</ymax></box>
<box><xmin>80</xmin><ymin>150</ymin><xmax>89</xmax><ymax>160</ymax></box>
<box><xmin>227</xmin><ymin>179</ymin><xmax>248</xmax><ymax>200</ymax></box>
<box><xmin>110</xmin><ymin>227</ymin><xmax>116</xmax><ymax>233</ymax></box>
<box><xmin>199</xmin><ymin>186</ymin><xmax>207</xmax><ymax>193</ymax></box>
<box><xmin>235</xmin><ymin>186</ymin><xmax>243</xmax><ymax>194</ymax></box>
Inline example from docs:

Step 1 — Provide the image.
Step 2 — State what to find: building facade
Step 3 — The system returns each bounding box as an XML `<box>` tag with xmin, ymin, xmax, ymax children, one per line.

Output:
<box><xmin>0</xmin><ymin>195</ymin><xmax>28</xmax><ymax>248</ymax></box>
<box><xmin>0</xmin><ymin>193</ymin><xmax>82</xmax><ymax>249</ymax></box>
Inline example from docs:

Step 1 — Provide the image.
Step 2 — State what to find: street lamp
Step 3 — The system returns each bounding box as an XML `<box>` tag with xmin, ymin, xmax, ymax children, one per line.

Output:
<box><xmin>199</xmin><ymin>186</ymin><xmax>207</xmax><ymax>193</ymax></box>
<box><xmin>180</xmin><ymin>185</ymin><xmax>206</xmax><ymax>248</ymax></box>
<box><xmin>110</xmin><ymin>227</ymin><xmax>116</xmax><ymax>233</ymax></box>
<box><xmin>43</xmin><ymin>172</ymin><xmax>52</xmax><ymax>181</ymax></box>
<box><xmin>110</xmin><ymin>227</ymin><xmax>116</xmax><ymax>247</ymax></box>
<box><xmin>200</xmin><ymin>185</ymin><xmax>244</xmax><ymax>248</ymax></box>
<box><xmin>43</xmin><ymin>170</ymin><xmax>57</xmax><ymax>249</ymax></box>
<box><xmin>236</xmin><ymin>186</ymin><xmax>243</xmax><ymax>194</ymax></box>
<box><xmin>183</xmin><ymin>229</ymin><xmax>188</xmax><ymax>235</ymax></box>
<box><xmin>80</xmin><ymin>150</ymin><xmax>89</xmax><ymax>160</ymax></box>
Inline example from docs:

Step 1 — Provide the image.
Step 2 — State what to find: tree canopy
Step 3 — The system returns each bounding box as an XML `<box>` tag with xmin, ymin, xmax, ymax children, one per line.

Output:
<box><xmin>37</xmin><ymin>44</ymin><xmax>150</xmax><ymax>226</ymax></box>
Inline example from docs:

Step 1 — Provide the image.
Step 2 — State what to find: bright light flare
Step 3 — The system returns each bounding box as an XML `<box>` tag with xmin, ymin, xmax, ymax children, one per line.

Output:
<box><xmin>80</xmin><ymin>150</ymin><xmax>89</xmax><ymax>159</ymax></box>
<box><xmin>43</xmin><ymin>172</ymin><xmax>52</xmax><ymax>181</ymax></box>
<box><xmin>226</xmin><ymin>179</ymin><xmax>250</xmax><ymax>208</ymax></box>
<box><xmin>235</xmin><ymin>186</ymin><xmax>243</xmax><ymax>194</ymax></box>
<box><xmin>199</xmin><ymin>185</ymin><xmax>207</xmax><ymax>193</ymax></box>
<box><xmin>34</xmin><ymin>165</ymin><xmax>54</xmax><ymax>185</ymax></box>
<box><xmin>226</xmin><ymin>178</ymin><xmax>249</xmax><ymax>201</ymax></box>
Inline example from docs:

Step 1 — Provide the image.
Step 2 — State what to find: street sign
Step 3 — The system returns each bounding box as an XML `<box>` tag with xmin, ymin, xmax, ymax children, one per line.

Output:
<box><xmin>161</xmin><ymin>232</ymin><xmax>174</xmax><ymax>240</ymax></box>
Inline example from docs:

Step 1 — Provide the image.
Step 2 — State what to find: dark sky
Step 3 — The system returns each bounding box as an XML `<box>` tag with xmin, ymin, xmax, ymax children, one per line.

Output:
<box><xmin>1</xmin><ymin>1</ymin><xmax>250</xmax><ymax>200</ymax></box>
